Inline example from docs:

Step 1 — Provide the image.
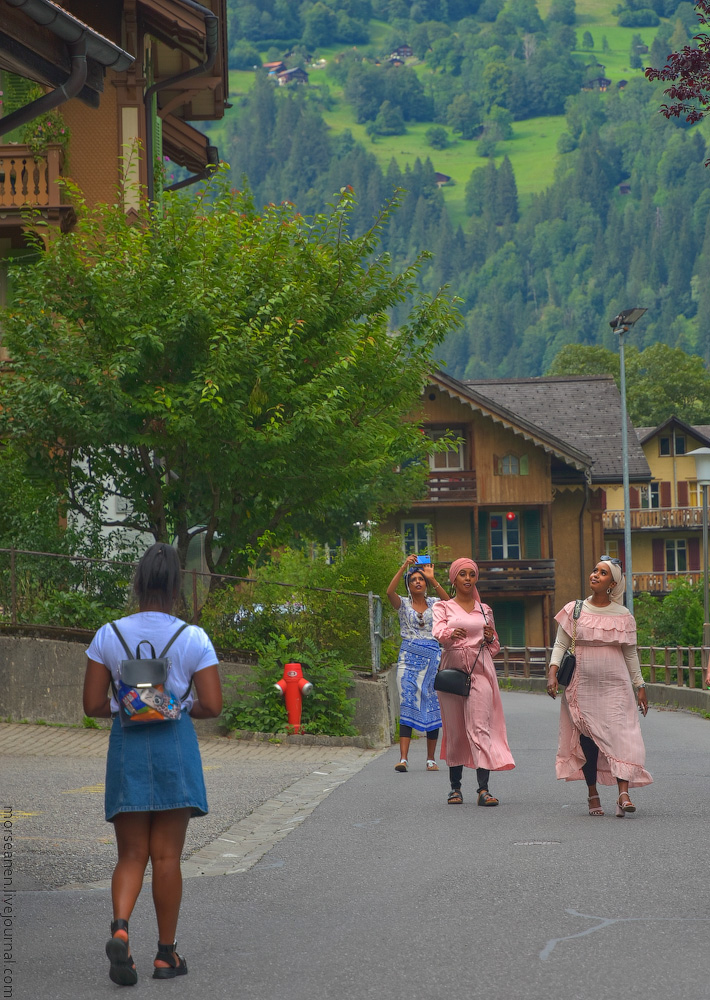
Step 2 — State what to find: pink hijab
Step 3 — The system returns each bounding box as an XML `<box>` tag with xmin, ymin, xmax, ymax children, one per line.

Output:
<box><xmin>448</xmin><ymin>557</ymin><xmax>482</xmax><ymax>605</ymax></box>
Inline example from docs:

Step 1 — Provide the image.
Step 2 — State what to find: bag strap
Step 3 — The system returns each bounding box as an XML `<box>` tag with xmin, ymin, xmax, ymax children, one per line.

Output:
<box><xmin>570</xmin><ymin>599</ymin><xmax>584</xmax><ymax>655</ymax></box>
<box><xmin>110</xmin><ymin>622</ymin><xmax>133</xmax><ymax>659</ymax></box>
<box><xmin>159</xmin><ymin>623</ymin><xmax>190</xmax><ymax>658</ymax></box>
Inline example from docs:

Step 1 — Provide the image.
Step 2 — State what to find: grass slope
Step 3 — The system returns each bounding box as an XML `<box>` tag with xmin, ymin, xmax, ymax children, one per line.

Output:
<box><xmin>212</xmin><ymin>2</ymin><xmax>681</xmax><ymax>225</ymax></box>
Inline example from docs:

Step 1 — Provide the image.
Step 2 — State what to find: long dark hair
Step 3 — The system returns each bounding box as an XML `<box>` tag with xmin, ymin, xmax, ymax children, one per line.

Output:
<box><xmin>133</xmin><ymin>543</ymin><xmax>181</xmax><ymax>612</ymax></box>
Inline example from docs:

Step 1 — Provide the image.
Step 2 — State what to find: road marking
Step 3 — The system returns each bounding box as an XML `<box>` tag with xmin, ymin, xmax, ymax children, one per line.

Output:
<box><xmin>63</xmin><ymin>784</ymin><xmax>104</xmax><ymax>794</ymax></box>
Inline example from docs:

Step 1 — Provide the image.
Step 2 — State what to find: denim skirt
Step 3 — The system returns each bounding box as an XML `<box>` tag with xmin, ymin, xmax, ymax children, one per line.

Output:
<box><xmin>104</xmin><ymin>712</ymin><xmax>208</xmax><ymax>822</ymax></box>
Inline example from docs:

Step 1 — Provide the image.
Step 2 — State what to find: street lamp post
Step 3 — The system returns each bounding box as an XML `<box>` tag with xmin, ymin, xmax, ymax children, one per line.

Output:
<box><xmin>609</xmin><ymin>308</ymin><xmax>647</xmax><ymax>613</ymax></box>
<box><xmin>688</xmin><ymin>447</ymin><xmax>710</xmax><ymax>678</ymax></box>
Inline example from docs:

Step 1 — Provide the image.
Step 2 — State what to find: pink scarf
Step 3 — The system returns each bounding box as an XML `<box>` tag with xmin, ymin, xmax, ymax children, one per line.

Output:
<box><xmin>448</xmin><ymin>557</ymin><xmax>482</xmax><ymax>606</ymax></box>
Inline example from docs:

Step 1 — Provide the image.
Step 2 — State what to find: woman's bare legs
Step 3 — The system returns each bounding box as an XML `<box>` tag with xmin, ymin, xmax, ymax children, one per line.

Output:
<box><xmin>111</xmin><ymin>809</ymin><xmax>192</xmax><ymax>969</ymax></box>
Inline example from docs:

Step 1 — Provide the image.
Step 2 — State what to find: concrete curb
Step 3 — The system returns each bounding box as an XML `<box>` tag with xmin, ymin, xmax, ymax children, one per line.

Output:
<box><xmin>498</xmin><ymin>674</ymin><xmax>710</xmax><ymax>714</ymax></box>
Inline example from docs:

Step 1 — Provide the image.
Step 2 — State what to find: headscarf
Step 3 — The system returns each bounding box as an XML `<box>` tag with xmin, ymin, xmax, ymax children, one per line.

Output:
<box><xmin>603</xmin><ymin>558</ymin><xmax>626</xmax><ymax>605</ymax></box>
<box><xmin>404</xmin><ymin>565</ymin><xmax>427</xmax><ymax>599</ymax></box>
<box><xmin>448</xmin><ymin>557</ymin><xmax>482</xmax><ymax>606</ymax></box>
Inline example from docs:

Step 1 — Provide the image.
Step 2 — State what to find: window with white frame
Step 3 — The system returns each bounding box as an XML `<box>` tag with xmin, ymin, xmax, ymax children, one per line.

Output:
<box><xmin>666</xmin><ymin>539</ymin><xmax>687</xmax><ymax>572</ymax></box>
<box><xmin>604</xmin><ymin>539</ymin><xmax>620</xmax><ymax>561</ymax></box>
<box><xmin>402</xmin><ymin>520</ymin><xmax>431</xmax><ymax>556</ymax></box>
<box><xmin>428</xmin><ymin>429</ymin><xmax>464</xmax><ymax>471</ymax></box>
<box><xmin>641</xmin><ymin>483</ymin><xmax>660</xmax><ymax>509</ymax></box>
<box><xmin>489</xmin><ymin>512</ymin><xmax>520</xmax><ymax>560</ymax></box>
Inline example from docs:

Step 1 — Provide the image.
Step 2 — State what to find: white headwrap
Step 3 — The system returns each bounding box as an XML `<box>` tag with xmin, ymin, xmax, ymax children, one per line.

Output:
<box><xmin>603</xmin><ymin>559</ymin><xmax>625</xmax><ymax>605</ymax></box>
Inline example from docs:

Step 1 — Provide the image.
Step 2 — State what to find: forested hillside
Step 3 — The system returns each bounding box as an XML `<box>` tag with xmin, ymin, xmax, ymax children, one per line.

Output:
<box><xmin>215</xmin><ymin>0</ymin><xmax>710</xmax><ymax>377</ymax></box>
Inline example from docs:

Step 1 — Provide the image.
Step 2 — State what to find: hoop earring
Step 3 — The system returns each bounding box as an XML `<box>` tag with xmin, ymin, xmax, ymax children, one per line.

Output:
<box><xmin>449</xmin><ymin>585</ymin><xmax>456</xmax><ymax>598</ymax></box>
<box><xmin>606</xmin><ymin>587</ymin><xmax>612</xmax><ymax>594</ymax></box>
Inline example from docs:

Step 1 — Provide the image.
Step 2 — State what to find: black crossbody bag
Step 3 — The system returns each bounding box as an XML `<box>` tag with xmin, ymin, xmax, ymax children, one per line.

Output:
<box><xmin>556</xmin><ymin>600</ymin><xmax>583</xmax><ymax>687</ymax></box>
<box><xmin>434</xmin><ymin>603</ymin><xmax>489</xmax><ymax>697</ymax></box>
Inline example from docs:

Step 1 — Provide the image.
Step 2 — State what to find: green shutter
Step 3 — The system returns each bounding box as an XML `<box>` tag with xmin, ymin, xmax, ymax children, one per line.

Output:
<box><xmin>478</xmin><ymin>510</ymin><xmax>490</xmax><ymax>560</ymax></box>
<box><xmin>522</xmin><ymin>509</ymin><xmax>541</xmax><ymax>558</ymax></box>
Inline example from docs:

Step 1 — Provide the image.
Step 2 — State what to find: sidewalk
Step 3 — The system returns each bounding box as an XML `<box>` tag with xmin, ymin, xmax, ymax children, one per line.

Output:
<box><xmin>0</xmin><ymin>722</ymin><xmax>383</xmax><ymax>891</ymax></box>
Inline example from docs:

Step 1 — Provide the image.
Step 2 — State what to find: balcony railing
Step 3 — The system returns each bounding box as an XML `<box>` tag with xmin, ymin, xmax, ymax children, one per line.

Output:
<box><xmin>413</xmin><ymin>469</ymin><xmax>477</xmax><ymax>503</ymax></box>
<box><xmin>603</xmin><ymin>507</ymin><xmax>703</xmax><ymax>530</ymax></box>
<box><xmin>0</xmin><ymin>144</ymin><xmax>72</xmax><ymax>226</ymax></box>
<box><xmin>437</xmin><ymin>559</ymin><xmax>555</xmax><ymax>593</ymax></box>
<box><xmin>632</xmin><ymin>571</ymin><xmax>704</xmax><ymax>595</ymax></box>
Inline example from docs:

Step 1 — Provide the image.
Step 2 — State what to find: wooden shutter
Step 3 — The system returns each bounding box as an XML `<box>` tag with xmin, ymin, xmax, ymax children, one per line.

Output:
<box><xmin>599</xmin><ymin>489</ymin><xmax>607</xmax><ymax>511</ymax></box>
<box><xmin>493</xmin><ymin>455</ymin><xmax>500</xmax><ymax>476</ymax></box>
<box><xmin>689</xmin><ymin>537</ymin><xmax>700</xmax><ymax>571</ymax></box>
<box><xmin>652</xmin><ymin>538</ymin><xmax>664</xmax><ymax>572</ymax></box>
<box><xmin>489</xmin><ymin>601</ymin><xmax>525</xmax><ymax>647</ymax></box>
<box><xmin>519</xmin><ymin>454</ymin><xmax>529</xmax><ymax>475</ymax></box>
<box><xmin>677</xmin><ymin>481</ymin><xmax>689</xmax><ymax>507</ymax></box>
<box><xmin>660</xmin><ymin>481</ymin><xmax>671</xmax><ymax>508</ymax></box>
<box><xmin>478</xmin><ymin>511</ymin><xmax>490</xmax><ymax>560</ymax></box>
<box><xmin>629</xmin><ymin>487</ymin><xmax>640</xmax><ymax>509</ymax></box>
<box><xmin>522</xmin><ymin>509</ymin><xmax>541</xmax><ymax>558</ymax></box>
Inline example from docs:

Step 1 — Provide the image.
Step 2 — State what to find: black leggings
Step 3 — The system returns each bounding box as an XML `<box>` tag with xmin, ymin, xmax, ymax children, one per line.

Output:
<box><xmin>399</xmin><ymin>725</ymin><xmax>439</xmax><ymax>740</ymax></box>
<box><xmin>580</xmin><ymin>733</ymin><xmax>599</xmax><ymax>786</ymax></box>
<box><xmin>449</xmin><ymin>764</ymin><xmax>490</xmax><ymax>793</ymax></box>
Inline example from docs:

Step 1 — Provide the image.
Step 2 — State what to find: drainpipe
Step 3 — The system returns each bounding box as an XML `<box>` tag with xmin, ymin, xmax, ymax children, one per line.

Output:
<box><xmin>578</xmin><ymin>481</ymin><xmax>589</xmax><ymax>597</ymax></box>
<box><xmin>144</xmin><ymin>0</ymin><xmax>219</xmax><ymax>207</ymax></box>
<box><xmin>0</xmin><ymin>38</ymin><xmax>87</xmax><ymax>138</ymax></box>
<box><xmin>164</xmin><ymin>144</ymin><xmax>219</xmax><ymax>192</ymax></box>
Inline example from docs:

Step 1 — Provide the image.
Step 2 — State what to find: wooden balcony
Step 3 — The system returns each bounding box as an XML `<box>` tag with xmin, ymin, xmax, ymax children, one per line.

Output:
<box><xmin>603</xmin><ymin>507</ymin><xmax>703</xmax><ymax>530</ymax></box>
<box><xmin>412</xmin><ymin>469</ymin><xmax>477</xmax><ymax>504</ymax></box>
<box><xmin>632</xmin><ymin>571</ymin><xmax>704</xmax><ymax>595</ymax></box>
<box><xmin>438</xmin><ymin>559</ymin><xmax>555</xmax><ymax>593</ymax></box>
<box><xmin>0</xmin><ymin>144</ymin><xmax>74</xmax><ymax>230</ymax></box>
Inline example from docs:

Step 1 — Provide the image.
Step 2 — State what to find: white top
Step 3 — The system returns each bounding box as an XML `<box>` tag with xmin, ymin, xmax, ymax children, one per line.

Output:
<box><xmin>550</xmin><ymin>599</ymin><xmax>645</xmax><ymax>689</ymax></box>
<box><xmin>86</xmin><ymin>611</ymin><xmax>218</xmax><ymax>713</ymax></box>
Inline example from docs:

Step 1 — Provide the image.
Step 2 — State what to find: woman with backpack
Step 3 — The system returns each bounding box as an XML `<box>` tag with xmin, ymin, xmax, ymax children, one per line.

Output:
<box><xmin>83</xmin><ymin>542</ymin><xmax>222</xmax><ymax>986</ymax></box>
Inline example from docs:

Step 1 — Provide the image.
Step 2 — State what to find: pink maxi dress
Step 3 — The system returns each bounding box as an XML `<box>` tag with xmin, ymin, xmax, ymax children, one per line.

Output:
<box><xmin>555</xmin><ymin>601</ymin><xmax>652</xmax><ymax>787</ymax></box>
<box><xmin>432</xmin><ymin>600</ymin><xmax>515</xmax><ymax>772</ymax></box>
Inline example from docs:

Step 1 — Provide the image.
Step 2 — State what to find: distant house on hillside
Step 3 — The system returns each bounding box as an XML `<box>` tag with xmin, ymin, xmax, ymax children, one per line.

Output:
<box><xmin>617</xmin><ymin>79</ymin><xmax>628</xmax><ymax>90</ymax></box>
<box><xmin>434</xmin><ymin>172</ymin><xmax>452</xmax><ymax>187</ymax></box>
<box><xmin>264</xmin><ymin>60</ymin><xmax>286</xmax><ymax>75</ymax></box>
<box><xmin>391</xmin><ymin>45</ymin><xmax>413</xmax><ymax>59</ymax></box>
<box><xmin>277</xmin><ymin>67</ymin><xmax>309</xmax><ymax>86</ymax></box>
<box><xmin>619</xmin><ymin>183</ymin><xmax>631</xmax><ymax>195</ymax></box>
<box><xmin>388</xmin><ymin>56</ymin><xmax>404</xmax><ymax>67</ymax></box>
<box><xmin>583</xmin><ymin>76</ymin><xmax>611</xmax><ymax>91</ymax></box>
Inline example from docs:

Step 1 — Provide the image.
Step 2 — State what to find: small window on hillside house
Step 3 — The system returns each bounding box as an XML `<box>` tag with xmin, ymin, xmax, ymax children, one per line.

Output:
<box><xmin>428</xmin><ymin>429</ymin><xmax>464</xmax><ymax>471</ymax></box>
<box><xmin>496</xmin><ymin>454</ymin><xmax>529</xmax><ymax>475</ymax></box>
<box><xmin>659</xmin><ymin>437</ymin><xmax>671</xmax><ymax>456</ymax></box>
<box><xmin>675</xmin><ymin>435</ymin><xmax>686</xmax><ymax>455</ymax></box>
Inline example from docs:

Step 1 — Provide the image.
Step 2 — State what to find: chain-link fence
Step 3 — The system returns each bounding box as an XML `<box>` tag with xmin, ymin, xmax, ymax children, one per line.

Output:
<box><xmin>0</xmin><ymin>548</ymin><xmax>396</xmax><ymax>673</ymax></box>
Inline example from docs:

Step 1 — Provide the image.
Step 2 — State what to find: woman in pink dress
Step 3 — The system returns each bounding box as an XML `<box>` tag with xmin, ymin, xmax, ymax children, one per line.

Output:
<box><xmin>547</xmin><ymin>557</ymin><xmax>651</xmax><ymax>817</ymax></box>
<box><xmin>432</xmin><ymin>558</ymin><xmax>515</xmax><ymax>806</ymax></box>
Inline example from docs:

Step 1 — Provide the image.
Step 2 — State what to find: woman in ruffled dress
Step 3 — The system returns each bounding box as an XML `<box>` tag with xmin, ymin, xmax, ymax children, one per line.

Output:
<box><xmin>547</xmin><ymin>556</ymin><xmax>651</xmax><ymax>817</ymax></box>
<box><xmin>387</xmin><ymin>554</ymin><xmax>449</xmax><ymax>772</ymax></box>
<box><xmin>432</xmin><ymin>557</ymin><xmax>515</xmax><ymax>806</ymax></box>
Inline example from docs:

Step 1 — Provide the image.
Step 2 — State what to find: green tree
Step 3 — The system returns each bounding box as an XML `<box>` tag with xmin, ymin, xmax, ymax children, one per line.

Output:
<box><xmin>0</xmin><ymin>178</ymin><xmax>460</xmax><ymax>576</ymax></box>
<box><xmin>425</xmin><ymin>124</ymin><xmax>450</xmax><ymax>148</ymax></box>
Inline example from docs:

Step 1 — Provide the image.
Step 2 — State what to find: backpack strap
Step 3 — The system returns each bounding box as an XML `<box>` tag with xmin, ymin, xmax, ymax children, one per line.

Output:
<box><xmin>110</xmin><ymin>621</ymin><xmax>133</xmax><ymax>659</ymax></box>
<box><xmin>159</xmin><ymin>623</ymin><xmax>190</xmax><ymax>658</ymax></box>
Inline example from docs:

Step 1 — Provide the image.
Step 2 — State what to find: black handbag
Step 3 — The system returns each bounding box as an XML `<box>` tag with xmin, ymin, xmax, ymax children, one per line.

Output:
<box><xmin>434</xmin><ymin>641</ymin><xmax>484</xmax><ymax>698</ymax></box>
<box><xmin>556</xmin><ymin>600</ymin><xmax>583</xmax><ymax>687</ymax></box>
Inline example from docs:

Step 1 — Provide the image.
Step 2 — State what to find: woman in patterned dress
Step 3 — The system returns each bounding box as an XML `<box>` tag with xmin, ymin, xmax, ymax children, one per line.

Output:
<box><xmin>387</xmin><ymin>554</ymin><xmax>448</xmax><ymax>772</ymax></box>
<box><xmin>547</xmin><ymin>556</ymin><xmax>651</xmax><ymax>817</ymax></box>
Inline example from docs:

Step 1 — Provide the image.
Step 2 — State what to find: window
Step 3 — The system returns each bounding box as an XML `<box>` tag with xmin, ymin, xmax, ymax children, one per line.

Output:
<box><xmin>641</xmin><ymin>483</ymin><xmax>660</xmax><ymax>509</ymax></box>
<box><xmin>659</xmin><ymin>437</ymin><xmax>671</xmax><ymax>456</ymax></box>
<box><xmin>489</xmin><ymin>512</ymin><xmax>520</xmax><ymax>560</ymax></box>
<box><xmin>659</xmin><ymin>434</ymin><xmax>685</xmax><ymax>456</ymax></box>
<box><xmin>428</xmin><ymin>429</ymin><xmax>464</xmax><ymax>471</ymax></box>
<box><xmin>689</xmin><ymin>481</ymin><xmax>700</xmax><ymax>507</ymax></box>
<box><xmin>666</xmin><ymin>539</ymin><xmax>687</xmax><ymax>573</ymax></box>
<box><xmin>495</xmin><ymin>453</ymin><xmax>529</xmax><ymax>475</ymax></box>
<box><xmin>402</xmin><ymin>520</ymin><xmax>431</xmax><ymax>556</ymax></box>
<box><xmin>675</xmin><ymin>435</ymin><xmax>686</xmax><ymax>455</ymax></box>
<box><xmin>604</xmin><ymin>539</ymin><xmax>620</xmax><ymax>561</ymax></box>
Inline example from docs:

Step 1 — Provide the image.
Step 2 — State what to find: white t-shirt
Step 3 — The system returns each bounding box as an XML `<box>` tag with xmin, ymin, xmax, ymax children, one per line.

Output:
<box><xmin>86</xmin><ymin>611</ymin><xmax>218</xmax><ymax>713</ymax></box>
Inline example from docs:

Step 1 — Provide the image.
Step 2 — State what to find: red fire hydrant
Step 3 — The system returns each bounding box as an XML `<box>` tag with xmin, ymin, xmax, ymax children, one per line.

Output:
<box><xmin>274</xmin><ymin>662</ymin><xmax>313</xmax><ymax>733</ymax></box>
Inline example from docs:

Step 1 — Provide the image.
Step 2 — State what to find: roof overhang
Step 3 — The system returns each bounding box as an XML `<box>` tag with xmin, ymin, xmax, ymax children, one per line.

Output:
<box><xmin>1</xmin><ymin>0</ymin><xmax>134</xmax><ymax>106</ymax></box>
<box><xmin>429</xmin><ymin>371</ymin><xmax>593</xmax><ymax>478</ymax></box>
<box><xmin>161</xmin><ymin>112</ymin><xmax>212</xmax><ymax>172</ymax></box>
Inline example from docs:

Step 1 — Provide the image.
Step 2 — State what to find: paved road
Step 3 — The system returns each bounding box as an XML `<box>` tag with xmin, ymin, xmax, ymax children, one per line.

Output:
<box><xmin>6</xmin><ymin>692</ymin><xmax>710</xmax><ymax>1000</ymax></box>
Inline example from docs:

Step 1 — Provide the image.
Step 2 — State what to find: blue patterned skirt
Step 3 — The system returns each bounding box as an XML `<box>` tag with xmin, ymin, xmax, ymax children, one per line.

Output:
<box><xmin>396</xmin><ymin>638</ymin><xmax>442</xmax><ymax>732</ymax></box>
<box><xmin>104</xmin><ymin>712</ymin><xmax>208</xmax><ymax>821</ymax></box>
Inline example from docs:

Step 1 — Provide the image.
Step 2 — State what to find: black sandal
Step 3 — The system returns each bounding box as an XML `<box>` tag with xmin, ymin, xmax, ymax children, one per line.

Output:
<box><xmin>447</xmin><ymin>787</ymin><xmax>463</xmax><ymax>804</ymax></box>
<box><xmin>477</xmin><ymin>789</ymin><xmax>499</xmax><ymax>807</ymax></box>
<box><xmin>106</xmin><ymin>919</ymin><xmax>137</xmax><ymax>987</ymax></box>
<box><xmin>153</xmin><ymin>942</ymin><xmax>188</xmax><ymax>980</ymax></box>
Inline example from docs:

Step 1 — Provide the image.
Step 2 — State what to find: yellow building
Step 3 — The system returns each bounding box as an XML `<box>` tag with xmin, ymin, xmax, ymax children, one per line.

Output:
<box><xmin>383</xmin><ymin>371</ymin><xmax>651</xmax><ymax>648</ymax></box>
<box><xmin>604</xmin><ymin>417</ymin><xmax>710</xmax><ymax>594</ymax></box>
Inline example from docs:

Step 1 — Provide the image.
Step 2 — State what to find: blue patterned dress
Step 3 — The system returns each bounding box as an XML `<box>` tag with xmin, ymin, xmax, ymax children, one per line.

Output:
<box><xmin>396</xmin><ymin>596</ymin><xmax>442</xmax><ymax>732</ymax></box>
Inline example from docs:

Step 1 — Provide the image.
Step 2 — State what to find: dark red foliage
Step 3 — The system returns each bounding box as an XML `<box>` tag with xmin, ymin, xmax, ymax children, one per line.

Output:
<box><xmin>645</xmin><ymin>1</ymin><xmax>710</xmax><ymax>125</ymax></box>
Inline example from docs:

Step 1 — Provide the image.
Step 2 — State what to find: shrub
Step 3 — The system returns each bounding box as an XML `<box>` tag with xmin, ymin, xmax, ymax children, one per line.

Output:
<box><xmin>221</xmin><ymin>635</ymin><xmax>357</xmax><ymax>736</ymax></box>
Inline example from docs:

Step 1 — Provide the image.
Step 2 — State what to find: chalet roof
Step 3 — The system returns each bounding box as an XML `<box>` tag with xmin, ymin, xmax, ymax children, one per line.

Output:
<box><xmin>636</xmin><ymin>416</ymin><xmax>710</xmax><ymax>447</ymax></box>
<box><xmin>461</xmin><ymin>374</ymin><xmax>651</xmax><ymax>484</ymax></box>
<box><xmin>431</xmin><ymin>371</ymin><xmax>593</xmax><ymax>475</ymax></box>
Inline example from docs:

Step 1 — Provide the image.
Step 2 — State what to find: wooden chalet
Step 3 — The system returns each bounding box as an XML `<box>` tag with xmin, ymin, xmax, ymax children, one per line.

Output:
<box><xmin>277</xmin><ymin>67</ymin><xmax>308</xmax><ymax>86</ymax></box>
<box><xmin>382</xmin><ymin>373</ymin><xmax>651</xmax><ymax>647</ymax></box>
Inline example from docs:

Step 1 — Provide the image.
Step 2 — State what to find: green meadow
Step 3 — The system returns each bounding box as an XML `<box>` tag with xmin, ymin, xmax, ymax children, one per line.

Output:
<box><xmin>214</xmin><ymin>2</ymin><xmax>686</xmax><ymax>224</ymax></box>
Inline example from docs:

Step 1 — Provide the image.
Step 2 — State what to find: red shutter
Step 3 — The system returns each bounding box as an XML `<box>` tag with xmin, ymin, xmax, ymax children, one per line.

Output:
<box><xmin>599</xmin><ymin>489</ymin><xmax>607</xmax><ymax>510</ymax></box>
<box><xmin>677</xmin><ymin>481</ymin><xmax>689</xmax><ymax>507</ymax></box>
<box><xmin>652</xmin><ymin>539</ymin><xmax>665</xmax><ymax>572</ymax></box>
<box><xmin>689</xmin><ymin>537</ymin><xmax>700</xmax><ymax>571</ymax></box>
<box><xmin>660</xmin><ymin>481</ymin><xmax>671</xmax><ymax>508</ymax></box>
<box><xmin>629</xmin><ymin>487</ymin><xmax>640</xmax><ymax>509</ymax></box>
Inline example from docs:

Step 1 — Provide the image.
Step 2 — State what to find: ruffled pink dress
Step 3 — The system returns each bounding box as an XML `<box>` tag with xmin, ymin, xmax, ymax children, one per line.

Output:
<box><xmin>555</xmin><ymin>601</ymin><xmax>652</xmax><ymax>787</ymax></box>
<box><xmin>432</xmin><ymin>600</ymin><xmax>515</xmax><ymax>772</ymax></box>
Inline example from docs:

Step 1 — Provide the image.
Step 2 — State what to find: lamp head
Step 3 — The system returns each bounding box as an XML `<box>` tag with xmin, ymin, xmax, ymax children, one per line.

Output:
<box><xmin>609</xmin><ymin>307</ymin><xmax>647</xmax><ymax>332</ymax></box>
<box><xmin>688</xmin><ymin>447</ymin><xmax>710</xmax><ymax>487</ymax></box>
